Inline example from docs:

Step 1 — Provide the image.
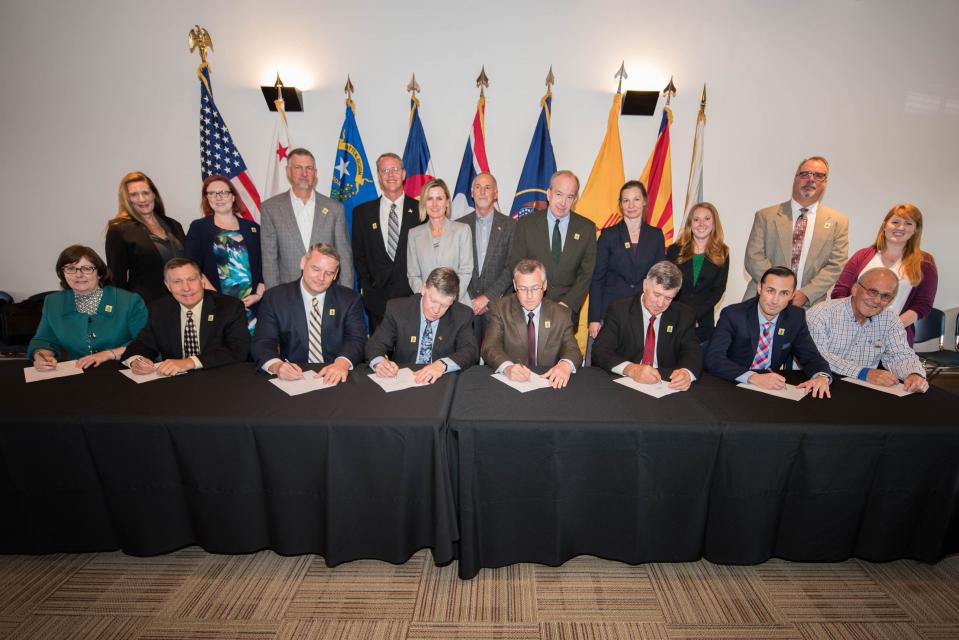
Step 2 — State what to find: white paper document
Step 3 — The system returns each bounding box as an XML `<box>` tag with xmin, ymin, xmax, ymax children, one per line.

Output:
<box><xmin>736</xmin><ymin>381</ymin><xmax>809</xmax><ymax>401</ymax></box>
<box><xmin>368</xmin><ymin>367</ymin><xmax>429</xmax><ymax>392</ymax></box>
<box><xmin>841</xmin><ymin>376</ymin><xmax>914</xmax><ymax>397</ymax></box>
<box><xmin>491</xmin><ymin>371</ymin><xmax>552</xmax><ymax>393</ymax></box>
<box><xmin>23</xmin><ymin>360</ymin><xmax>84</xmax><ymax>383</ymax></box>
<box><xmin>614</xmin><ymin>376</ymin><xmax>680</xmax><ymax>398</ymax></box>
<box><xmin>269</xmin><ymin>373</ymin><xmax>336</xmax><ymax>396</ymax></box>
<box><xmin>119</xmin><ymin>367</ymin><xmax>177</xmax><ymax>384</ymax></box>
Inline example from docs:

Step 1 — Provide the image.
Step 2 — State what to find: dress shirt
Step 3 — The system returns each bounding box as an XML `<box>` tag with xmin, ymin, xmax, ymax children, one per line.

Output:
<box><xmin>546</xmin><ymin>209</ymin><xmax>570</xmax><ymax>250</ymax></box>
<box><xmin>790</xmin><ymin>199</ymin><xmax>819</xmax><ymax>287</ymax></box>
<box><xmin>290</xmin><ymin>189</ymin><xmax>316</xmax><ymax>253</ymax></box>
<box><xmin>378</xmin><ymin>194</ymin><xmax>405</xmax><ymax>250</ymax></box>
<box><xmin>807</xmin><ymin>297</ymin><xmax>925</xmax><ymax>382</ymax></box>
<box><xmin>609</xmin><ymin>302</ymin><xmax>695</xmax><ymax>381</ymax></box>
<box><xmin>493</xmin><ymin>303</ymin><xmax>577</xmax><ymax>374</ymax></box>
<box><xmin>473</xmin><ymin>209</ymin><xmax>494</xmax><ymax>273</ymax></box>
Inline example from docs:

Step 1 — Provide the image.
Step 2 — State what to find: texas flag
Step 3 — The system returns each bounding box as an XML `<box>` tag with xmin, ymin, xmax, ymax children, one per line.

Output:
<box><xmin>451</xmin><ymin>95</ymin><xmax>491</xmax><ymax>219</ymax></box>
<box><xmin>402</xmin><ymin>96</ymin><xmax>435</xmax><ymax>199</ymax></box>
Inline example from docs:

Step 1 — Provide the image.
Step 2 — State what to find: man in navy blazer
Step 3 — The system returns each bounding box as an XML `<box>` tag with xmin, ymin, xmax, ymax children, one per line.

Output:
<box><xmin>251</xmin><ymin>243</ymin><xmax>366</xmax><ymax>385</ymax></box>
<box><xmin>705</xmin><ymin>266</ymin><xmax>831</xmax><ymax>397</ymax></box>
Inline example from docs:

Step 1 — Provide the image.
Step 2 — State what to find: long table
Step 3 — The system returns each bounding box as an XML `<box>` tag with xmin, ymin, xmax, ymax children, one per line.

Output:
<box><xmin>448</xmin><ymin>366</ymin><xmax>959</xmax><ymax>578</ymax></box>
<box><xmin>0</xmin><ymin>360</ymin><xmax>458</xmax><ymax>566</ymax></box>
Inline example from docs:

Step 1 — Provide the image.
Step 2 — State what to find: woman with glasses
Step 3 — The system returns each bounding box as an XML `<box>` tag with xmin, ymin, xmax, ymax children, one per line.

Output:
<box><xmin>831</xmin><ymin>203</ymin><xmax>937</xmax><ymax>345</ymax></box>
<box><xmin>29</xmin><ymin>245</ymin><xmax>147</xmax><ymax>370</ymax></box>
<box><xmin>185</xmin><ymin>174</ymin><xmax>264</xmax><ymax>332</ymax></box>
<box><xmin>106</xmin><ymin>171</ymin><xmax>186</xmax><ymax>304</ymax></box>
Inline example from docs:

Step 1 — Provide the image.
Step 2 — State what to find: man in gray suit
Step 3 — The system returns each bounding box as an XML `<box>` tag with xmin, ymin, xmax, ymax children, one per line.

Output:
<box><xmin>743</xmin><ymin>156</ymin><xmax>848</xmax><ymax>308</ymax></box>
<box><xmin>261</xmin><ymin>147</ymin><xmax>354</xmax><ymax>289</ymax></box>
<box><xmin>460</xmin><ymin>172</ymin><xmax>516</xmax><ymax>344</ymax></box>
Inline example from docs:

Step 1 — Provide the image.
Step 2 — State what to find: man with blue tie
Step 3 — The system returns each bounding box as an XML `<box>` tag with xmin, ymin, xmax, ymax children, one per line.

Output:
<box><xmin>705</xmin><ymin>266</ymin><xmax>832</xmax><ymax>397</ymax></box>
<box><xmin>251</xmin><ymin>243</ymin><xmax>366</xmax><ymax>385</ymax></box>
<box><xmin>366</xmin><ymin>267</ymin><xmax>478</xmax><ymax>384</ymax></box>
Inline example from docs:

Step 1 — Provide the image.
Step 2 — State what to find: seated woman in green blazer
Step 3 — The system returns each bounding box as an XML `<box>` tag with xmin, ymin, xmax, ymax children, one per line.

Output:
<box><xmin>29</xmin><ymin>245</ymin><xmax>147</xmax><ymax>370</ymax></box>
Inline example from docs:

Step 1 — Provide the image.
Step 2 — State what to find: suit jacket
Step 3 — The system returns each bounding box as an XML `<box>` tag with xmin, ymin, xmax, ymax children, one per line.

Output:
<box><xmin>406</xmin><ymin>220</ymin><xmax>474</xmax><ymax>304</ymax></box>
<box><xmin>508</xmin><ymin>209</ymin><xmax>597</xmax><ymax>326</ymax></box>
<box><xmin>591</xmin><ymin>295</ymin><xmax>703</xmax><ymax>379</ymax></box>
<box><xmin>250</xmin><ymin>280</ymin><xmax>366</xmax><ymax>368</ymax></box>
<box><xmin>184</xmin><ymin>215</ymin><xmax>263</xmax><ymax>294</ymax></box>
<box><xmin>665</xmin><ymin>244</ymin><xmax>730</xmax><ymax>342</ymax></box>
<box><xmin>743</xmin><ymin>201</ymin><xmax>848</xmax><ymax>307</ymax></box>
<box><xmin>365</xmin><ymin>294</ymin><xmax>478</xmax><ymax>370</ymax></box>
<box><xmin>460</xmin><ymin>210</ymin><xmax>516</xmax><ymax>302</ymax></box>
<box><xmin>351</xmin><ymin>196</ymin><xmax>420</xmax><ymax>323</ymax></box>
<box><xmin>481</xmin><ymin>295</ymin><xmax>581</xmax><ymax>371</ymax></box>
<box><xmin>260</xmin><ymin>189</ymin><xmax>354</xmax><ymax>289</ymax></box>
<box><xmin>588</xmin><ymin>221</ymin><xmax>665</xmax><ymax>322</ymax></box>
<box><xmin>705</xmin><ymin>298</ymin><xmax>831</xmax><ymax>382</ymax></box>
<box><xmin>28</xmin><ymin>286</ymin><xmax>147</xmax><ymax>360</ymax></box>
<box><xmin>105</xmin><ymin>216</ymin><xmax>186</xmax><ymax>304</ymax></box>
<box><xmin>122</xmin><ymin>291</ymin><xmax>249</xmax><ymax>369</ymax></box>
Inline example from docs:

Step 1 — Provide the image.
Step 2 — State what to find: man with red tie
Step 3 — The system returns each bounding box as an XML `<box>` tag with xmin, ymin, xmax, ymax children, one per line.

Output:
<box><xmin>591</xmin><ymin>261</ymin><xmax>702</xmax><ymax>391</ymax></box>
<box><xmin>705</xmin><ymin>266</ymin><xmax>832</xmax><ymax>397</ymax></box>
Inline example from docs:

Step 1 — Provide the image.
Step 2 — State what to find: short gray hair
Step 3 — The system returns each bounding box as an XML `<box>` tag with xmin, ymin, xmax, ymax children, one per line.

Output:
<box><xmin>305</xmin><ymin>243</ymin><xmax>341</xmax><ymax>265</ymax></box>
<box><xmin>645</xmin><ymin>260</ymin><xmax>683</xmax><ymax>290</ymax></box>
<box><xmin>425</xmin><ymin>267</ymin><xmax>459</xmax><ymax>299</ymax></box>
<box><xmin>513</xmin><ymin>258</ymin><xmax>546</xmax><ymax>278</ymax></box>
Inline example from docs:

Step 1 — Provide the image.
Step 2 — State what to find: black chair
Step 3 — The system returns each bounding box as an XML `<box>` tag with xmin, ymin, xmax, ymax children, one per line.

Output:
<box><xmin>915</xmin><ymin>308</ymin><xmax>959</xmax><ymax>378</ymax></box>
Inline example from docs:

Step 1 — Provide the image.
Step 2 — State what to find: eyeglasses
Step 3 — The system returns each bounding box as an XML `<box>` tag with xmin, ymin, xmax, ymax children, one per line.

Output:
<box><xmin>206</xmin><ymin>190</ymin><xmax>233</xmax><ymax>199</ymax></box>
<box><xmin>379</xmin><ymin>167</ymin><xmax>403</xmax><ymax>175</ymax></box>
<box><xmin>516</xmin><ymin>286</ymin><xmax>544</xmax><ymax>295</ymax></box>
<box><xmin>796</xmin><ymin>171</ymin><xmax>827</xmax><ymax>182</ymax></box>
<box><xmin>64</xmin><ymin>265</ymin><xmax>97</xmax><ymax>275</ymax></box>
<box><xmin>856</xmin><ymin>283</ymin><xmax>895</xmax><ymax>303</ymax></box>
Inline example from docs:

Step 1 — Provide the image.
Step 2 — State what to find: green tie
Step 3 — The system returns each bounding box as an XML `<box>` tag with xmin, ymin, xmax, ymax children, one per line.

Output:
<box><xmin>551</xmin><ymin>219</ymin><xmax>562</xmax><ymax>263</ymax></box>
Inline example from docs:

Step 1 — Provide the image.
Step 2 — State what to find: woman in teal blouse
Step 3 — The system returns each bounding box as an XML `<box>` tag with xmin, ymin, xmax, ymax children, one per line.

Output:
<box><xmin>29</xmin><ymin>245</ymin><xmax>147</xmax><ymax>370</ymax></box>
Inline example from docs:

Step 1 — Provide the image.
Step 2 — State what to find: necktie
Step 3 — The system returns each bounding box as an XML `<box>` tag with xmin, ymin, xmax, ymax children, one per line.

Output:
<box><xmin>308</xmin><ymin>297</ymin><xmax>324</xmax><ymax>363</ymax></box>
<box><xmin>551</xmin><ymin>219</ymin><xmax>562</xmax><ymax>264</ymax></box>
<box><xmin>184</xmin><ymin>310</ymin><xmax>199</xmax><ymax>357</ymax></box>
<box><xmin>750</xmin><ymin>321</ymin><xmax>772</xmax><ymax>370</ymax></box>
<box><xmin>641</xmin><ymin>314</ymin><xmax>657</xmax><ymax>366</ymax></box>
<box><xmin>527</xmin><ymin>311</ymin><xmax>536</xmax><ymax>366</ymax></box>
<box><xmin>417</xmin><ymin>320</ymin><xmax>434</xmax><ymax>364</ymax></box>
<box><xmin>387</xmin><ymin>203</ymin><xmax>399</xmax><ymax>261</ymax></box>
<box><xmin>790</xmin><ymin>208</ymin><xmax>808</xmax><ymax>272</ymax></box>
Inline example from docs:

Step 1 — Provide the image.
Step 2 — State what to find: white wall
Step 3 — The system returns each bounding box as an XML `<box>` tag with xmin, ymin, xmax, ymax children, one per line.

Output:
<box><xmin>2</xmin><ymin>0</ymin><xmax>957</xmax><ymax>317</ymax></box>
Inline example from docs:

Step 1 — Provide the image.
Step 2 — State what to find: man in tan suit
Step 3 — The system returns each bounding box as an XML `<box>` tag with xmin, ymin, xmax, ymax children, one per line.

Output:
<box><xmin>482</xmin><ymin>259</ymin><xmax>582</xmax><ymax>389</ymax></box>
<box><xmin>743</xmin><ymin>156</ymin><xmax>848</xmax><ymax>308</ymax></box>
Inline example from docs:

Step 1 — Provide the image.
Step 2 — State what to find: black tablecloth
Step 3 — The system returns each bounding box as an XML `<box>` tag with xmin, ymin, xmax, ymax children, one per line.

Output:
<box><xmin>448</xmin><ymin>366</ymin><xmax>959</xmax><ymax>578</ymax></box>
<box><xmin>0</xmin><ymin>360</ymin><xmax>458</xmax><ymax>566</ymax></box>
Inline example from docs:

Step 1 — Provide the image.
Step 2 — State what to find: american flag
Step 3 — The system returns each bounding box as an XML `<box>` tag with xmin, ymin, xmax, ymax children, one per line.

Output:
<box><xmin>197</xmin><ymin>63</ymin><xmax>262</xmax><ymax>221</ymax></box>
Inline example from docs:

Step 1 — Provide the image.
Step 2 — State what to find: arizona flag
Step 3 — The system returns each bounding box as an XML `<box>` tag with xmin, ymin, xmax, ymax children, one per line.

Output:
<box><xmin>577</xmin><ymin>91</ymin><xmax>626</xmax><ymax>232</ymax></box>
<box><xmin>452</xmin><ymin>95</ymin><xmax>491</xmax><ymax>219</ymax></box>
<box><xmin>640</xmin><ymin>106</ymin><xmax>674</xmax><ymax>243</ymax></box>
<box><xmin>402</xmin><ymin>96</ymin><xmax>435</xmax><ymax>199</ymax></box>
<box><xmin>330</xmin><ymin>99</ymin><xmax>377</xmax><ymax>235</ymax></box>
<box><xmin>264</xmin><ymin>94</ymin><xmax>292</xmax><ymax>199</ymax></box>
<box><xmin>197</xmin><ymin>63</ymin><xmax>261</xmax><ymax>221</ymax></box>
<box><xmin>510</xmin><ymin>91</ymin><xmax>557</xmax><ymax>218</ymax></box>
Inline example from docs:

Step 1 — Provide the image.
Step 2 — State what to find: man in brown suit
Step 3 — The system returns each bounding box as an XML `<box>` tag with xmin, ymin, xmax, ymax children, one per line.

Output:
<box><xmin>507</xmin><ymin>170</ymin><xmax>597</xmax><ymax>329</ymax></box>
<box><xmin>482</xmin><ymin>259</ymin><xmax>582</xmax><ymax>389</ymax></box>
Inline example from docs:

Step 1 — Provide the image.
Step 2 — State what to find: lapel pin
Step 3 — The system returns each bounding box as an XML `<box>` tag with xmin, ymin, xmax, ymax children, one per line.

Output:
<box><xmin>322</xmin><ymin>207</ymin><xmax>329</xmax><ymax>215</ymax></box>
<box><xmin>104</xmin><ymin>304</ymin><xmax>113</xmax><ymax>313</ymax></box>
<box><xmin>544</xmin><ymin>320</ymin><xmax>551</xmax><ymax>329</ymax></box>
<box><xmin>329</xmin><ymin>308</ymin><xmax>336</xmax><ymax>316</ymax></box>
<box><xmin>410</xmin><ymin>336</ymin><xmax>417</xmax><ymax>343</ymax></box>
<box><xmin>407</xmin><ymin>208</ymin><xmax>414</xmax><ymax>214</ymax></box>
<box><xmin>207</xmin><ymin>314</ymin><xmax>215</xmax><ymax>322</ymax></box>
<box><xmin>437</xmin><ymin>335</ymin><xmax>444</xmax><ymax>341</ymax></box>
<box><xmin>624</xmin><ymin>242</ymin><xmax>631</xmax><ymax>249</ymax></box>
<box><xmin>824</xmin><ymin>222</ymin><xmax>832</xmax><ymax>229</ymax></box>
<box><xmin>372</xmin><ymin>222</ymin><xmax>378</xmax><ymax>230</ymax></box>
<box><xmin>251</xmin><ymin>227</ymin><xmax>257</xmax><ymax>233</ymax></box>
<box><xmin>573</xmin><ymin>233</ymin><xmax>580</xmax><ymax>240</ymax></box>
<box><xmin>778</xmin><ymin>327</ymin><xmax>785</xmax><ymax>336</ymax></box>
<box><xmin>666</xmin><ymin>325</ymin><xmax>673</xmax><ymax>333</ymax></box>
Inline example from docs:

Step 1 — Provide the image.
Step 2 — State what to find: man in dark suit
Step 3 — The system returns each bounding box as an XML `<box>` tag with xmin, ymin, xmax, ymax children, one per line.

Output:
<box><xmin>706</xmin><ymin>266</ymin><xmax>832</xmax><ymax>397</ymax></box>
<box><xmin>459</xmin><ymin>172</ymin><xmax>516</xmax><ymax>344</ymax></box>
<box><xmin>351</xmin><ymin>152</ymin><xmax>421</xmax><ymax>332</ymax></box>
<box><xmin>366</xmin><ymin>267</ymin><xmax>478</xmax><ymax>384</ymax></box>
<box><xmin>261</xmin><ymin>148</ymin><xmax>354</xmax><ymax>289</ymax></box>
<box><xmin>251</xmin><ymin>243</ymin><xmax>366</xmax><ymax>385</ymax></box>
<box><xmin>507</xmin><ymin>169</ymin><xmax>597</xmax><ymax>330</ymax></box>
<box><xmin>124</xmin><ymin>258</ymin><xmax>249</xmax><ymax>376</ymax></box>
<box><xmin>482</xmin><ymin>259</ymin><xmax>581</xmax><ymax>389</ymax></box>
<box><xmin>592</xmin><ymin>261</ymin><xmax>702</xmax><ymax>391</ymax></box>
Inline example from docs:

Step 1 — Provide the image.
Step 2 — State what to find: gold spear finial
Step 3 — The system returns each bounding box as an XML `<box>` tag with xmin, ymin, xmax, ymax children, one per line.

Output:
<box><xmin>545</xmin><ymin>65</ymin><xmax>555</xmax><ymax>94</ymax></box>
<box><xmin>615</xmin><ymin>61</ymin><xmax>628</xmax><ymax>94</ymax></box>
<box><xmin>476</xmin><ymin>65</ymin><xmax>489</xmax><ymax>98</ymax></box>
<box><xmin>663</xmin><ymin>76</ymin><xmax>677</xmax><ymax>106</ymax></box>
<box><xmin>344</xmin><ymin>75</ymin><xmax>356</xmax><ymax>109</ymax></box>
<box><xmin>187</xmin><ymin>25</ymin><xmax>213</xmax><ymax>66</ymax></box>
<box><xmin>700</xmin><ymin>84</ymin><xmax>707</xmax><ymax>109</ymax></box>
<box><xmin>273</xmin><ymin>72</ymin><xmax>285</xmax><ymax>103</ymax></box>
<box><xmin>406</xmin><ymin>73</ymin><xmax>421</xmax><ymax>98</ymax></box>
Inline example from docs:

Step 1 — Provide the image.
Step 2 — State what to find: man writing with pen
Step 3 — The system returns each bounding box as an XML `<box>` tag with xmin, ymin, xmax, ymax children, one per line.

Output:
<box><xmin>250</xmin><ymin>243</ymin><xmax>367</xmax><ymax>385</ymax></box>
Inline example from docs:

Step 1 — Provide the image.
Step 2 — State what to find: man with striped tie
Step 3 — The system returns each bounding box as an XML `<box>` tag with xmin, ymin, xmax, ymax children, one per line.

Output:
<box><xmin>251</xmin><ymin>243</ymin><xmax>366</xmax><ymax>384</ymax></box>
<box><xmin>705</xmin><ymin>266</ymin><xmax>832</xmax><ymax>397</ymax></box>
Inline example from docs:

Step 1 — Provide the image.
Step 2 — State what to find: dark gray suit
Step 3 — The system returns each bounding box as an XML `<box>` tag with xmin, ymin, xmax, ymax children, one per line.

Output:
<box><xmin>461</xmin><ymin>209</ymin><xmax>516</xmax><ymax>344</ymax></box>
<box><xmin>260</xmin><ymin>189</ymin><xmax>354</xmax><ymax>289</ymax></box>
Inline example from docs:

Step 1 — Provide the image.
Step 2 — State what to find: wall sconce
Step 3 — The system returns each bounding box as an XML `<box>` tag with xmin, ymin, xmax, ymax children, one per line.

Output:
<box><xmin>621</xmin><ymin>90</ymin><xmax>659</xmax><ymax>116</ymax></box>
<box><xmin>261</xmin><ymin>73</ymin><xmax>303</xmax><ymax>112</ymax></box>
